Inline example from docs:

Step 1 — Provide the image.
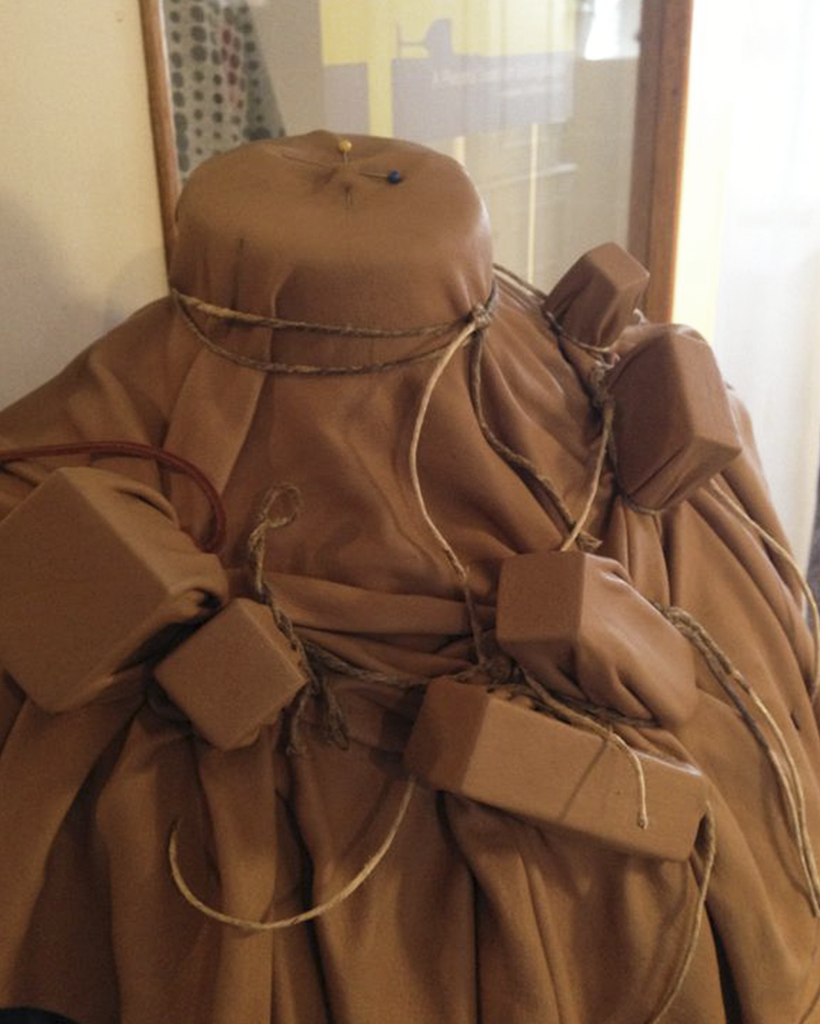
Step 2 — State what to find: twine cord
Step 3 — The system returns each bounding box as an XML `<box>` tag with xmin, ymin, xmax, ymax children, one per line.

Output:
<box><xmin>659</xmin><ymin>603</ymin><xmax>819</xmax><ymax>913</ymax></box>
<box><xmin>492</xmin><ymin>263</ymin><xmax>624</xmax><ymax>355</ymax></box>
<box><xmin>302</xmin><ymin>640</ymin><xmax>426</xmax><ymax>691</ymax></box>
<box><xmin>246</xmin><ymin>485</ymin><xmax>349</xmax><ymax>752</ymax></box>
<box><xmin>168</xmin><ymin>777</ymin><xmax>415</xmax><ymax>932</ymax></box>
<box><xmin>408</xmin><ymin>318</ymin><xmax>489</xmax><ymax>665</ymax></box>
<box><xmin>492</xmin><ymin>262</ymin><xmax>548</xmax><ymax>304</ymax></box>
<box><xmin>746</xmin><ymin>685</ymin><xmax>820</xmax><ymax>909</ymax></box>
<box><xmin>657</xmin><ymin>602</ymin><xmax>820</xmax><ymax>915</ymax></box>
<box><xmin>173</xmin><ymin>285</ymin><xmax>499</xmax><ymax>378</ymax></box>
<box><xmin>527</xmin><ymin>678</ymin><xmax>649</xmax><ymax>829</ymax></box>
<box><xmin>174</xmin><ymin>287</ymin><xmax>494</xmax><ymax>339</ymax></box>
<box><xmin>301</xmin><ymin>639</ymin><xmax>516</xmax><ymax>695</ymax></box>
<box><xmin>559</xmin><ymin>399</ymin><xmax>614</xmax><ymax>553</ymax></box>
<box><xmin>175</xmin><ymin>296</ymin><xmax>474</xmax><ymax>378</ymax></box>
<box><xmin>707</xmin><ymin>480</ymin><xmax>820</xmax><ymax>700</ymax></box>
<box><xmin>486</xmin><ymin>268</ymin><xmax>618</xmax><ymax>549</ymax></box>
<box><xmin>468</xmin><ymin>332</ymin><xmax>599</xmax><ymax>552</ymax></box>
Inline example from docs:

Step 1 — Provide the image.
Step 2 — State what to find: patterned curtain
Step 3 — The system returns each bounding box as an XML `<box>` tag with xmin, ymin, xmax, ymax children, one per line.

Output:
<box><xmin>163</xmin><ymin>0</ymin><xmax>286</xmax><ymax>179</ymax></box>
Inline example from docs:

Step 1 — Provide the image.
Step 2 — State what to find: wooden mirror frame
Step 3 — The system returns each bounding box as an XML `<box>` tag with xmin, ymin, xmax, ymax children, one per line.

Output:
<box><xmin>139</xmin><ymin>0</ymin><xmax>692</xmax><ymax>321</ymax></box>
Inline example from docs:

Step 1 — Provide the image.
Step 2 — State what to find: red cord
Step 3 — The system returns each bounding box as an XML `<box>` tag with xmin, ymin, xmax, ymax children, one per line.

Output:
<box><xmin>0</xmin><ymin>441</ymin><xmax>227</xmax><ymax>553</ymax></box>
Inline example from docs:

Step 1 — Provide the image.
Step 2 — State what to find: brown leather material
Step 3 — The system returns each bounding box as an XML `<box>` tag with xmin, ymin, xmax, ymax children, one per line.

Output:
<box><xmin>607</xmin><ymin>328</ymin><xmax>743</xmax><ymax>509</ymax></box>
<box><xmin>544</xmin><ymin>242</ymin><xmax>650</xmax><ymax>350</ymax></box>
<box><xmin>405</xmin><ymin>677</ymin><xmax>708</xmax><ymax>860</ymax></box>
<box><xmin>0</xmin><ymin>134</ymin><xmax>818</xmax><ymax>1024</ymax></box>
<box><xmin>171</xmin><ymin>130</ymin><xmax>494</xmax><ymax>331</ymax></box>
<box><xmin>154</xmin><ymin>597</ymin><xmax>306</xmax><ymax>750</ymax></box>
<box><xmin>496</xmin><ymin>550</ymin><xmax>699</xmax><ymax>727</ymax></box>
<box><xmin>0</xmin><ymin>466</ymin><xmax>227</xmax><ymax>712</ymax></box>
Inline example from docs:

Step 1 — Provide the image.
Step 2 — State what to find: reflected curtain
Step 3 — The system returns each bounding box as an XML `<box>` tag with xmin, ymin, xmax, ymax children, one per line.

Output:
<box><xmin>162</xmin><ymin>0</ymin><xmax>285</xmax><ymax>179</ymax></box>
<box><xmin>706</xmin><ymin>0</ymin><xmax>820</xmax><ymax>567</ymax></box>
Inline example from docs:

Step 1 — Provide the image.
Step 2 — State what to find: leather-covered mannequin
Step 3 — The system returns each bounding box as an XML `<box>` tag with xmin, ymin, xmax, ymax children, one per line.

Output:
<box><xmin>0</xmin><ymin>132</ymin><xmax>818</xmax><ymax>1024</ymax></box>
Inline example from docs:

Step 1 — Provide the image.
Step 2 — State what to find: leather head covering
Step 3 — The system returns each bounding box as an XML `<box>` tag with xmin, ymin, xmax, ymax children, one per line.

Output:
<box><xmin>171</xmin><ymin>130</ymin><xmax>494</xmax><ymax>329</ymax></box>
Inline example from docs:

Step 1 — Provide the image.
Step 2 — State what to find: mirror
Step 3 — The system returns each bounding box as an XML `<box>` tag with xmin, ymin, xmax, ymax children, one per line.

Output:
<box><xmin>140</xmin><ymin>0</ymin><xmax>692</xmax><ymax>319</ymax></box>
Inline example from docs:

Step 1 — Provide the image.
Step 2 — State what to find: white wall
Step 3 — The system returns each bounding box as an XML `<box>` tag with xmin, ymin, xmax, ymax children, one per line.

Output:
<box><xmin>0</xmin><ymin>0</ymin><xmax>167</xmax><ymax>410</ymax></box>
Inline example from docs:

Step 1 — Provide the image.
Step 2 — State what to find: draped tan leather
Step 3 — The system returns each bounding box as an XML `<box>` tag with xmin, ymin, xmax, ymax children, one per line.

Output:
<box><xmin>0</xmin><ymin>132</ymin><xmax>819</xmax><ymax>1024</ymax></box>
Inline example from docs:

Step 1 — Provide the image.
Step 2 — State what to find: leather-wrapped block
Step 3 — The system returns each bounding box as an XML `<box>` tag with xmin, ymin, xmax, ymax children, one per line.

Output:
<box><xmin>405</xmin><ymin>677</ymin><xmax>708</xmax><ymax>861</ymax></box>
<box><xmin>543</xmin><ymin>243</ymin><xmax>649</xmax><ymax>350</ymax></box>
<box><xmin>607</xmin><ymin>329</ymin><xmax>742</xmax><ymax>510</ymax></box>
<box><xmin>0</xmin><ymin>466</ymin><xmax>228</xmax><ymax>712</ymax></box>
<box><xmin>496</xmin><ymin>550</ymin><xmax>698</xmax><ymax>727</ymax></box>
<box><xmin>154</xmin><ymin>597</ymin><xmax>306</xmax><ymax>750</ymax></box>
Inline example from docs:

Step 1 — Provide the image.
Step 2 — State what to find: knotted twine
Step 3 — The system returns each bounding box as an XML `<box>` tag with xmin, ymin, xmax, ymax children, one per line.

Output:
<box><xmin>496</xmin><ymin>264</ymin><xmax>820</xmax><ymax>912</ymax></box>
<box><xmin>0</xmin><ymin>440</ymin><xmax>415</xmax><ymax>933</ymax></box>
<box><xmin>165</xmin><ymin>300</ymin><xmax>495</xmax><ymax>932</ymax></box>
<box><xmin>166</xmin><ymin>273</ymin><xmax>626</xmax><ymax>933</ymax></box>
<box><xmin>167</xmin><ymin>268</ymin><xmax>820</xmax><ymax>1020</ymax></box>
<box><xmin>166</xmin><ymin>272</ymin><xmax>679</xmax><ymax>941</ymax></box>
<box><xmin>173</xmin><ymin>280</ymin><xmax>611</xmax><ymax>557</ymax></box>
<box><xmin>245</xmin><ymin>484</ymin><xmax>350</xmax><ymax>753</ymax></box>
<box><xmin>171</xmin><ymin>280</ymin><xmax>707</xmax><ymax>1020</ymax></box>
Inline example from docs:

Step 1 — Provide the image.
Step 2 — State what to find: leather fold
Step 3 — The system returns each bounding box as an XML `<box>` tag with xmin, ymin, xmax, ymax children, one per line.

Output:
<box><xmin>0</xmin><ymin>466</ymin><xmax>228</xmax><ymax>712</ymax></box>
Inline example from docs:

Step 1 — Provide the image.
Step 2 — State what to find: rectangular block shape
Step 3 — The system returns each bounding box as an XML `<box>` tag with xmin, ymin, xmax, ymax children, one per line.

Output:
<box><xmin>0</xmin><ymin>467</ymin><xmax>227</xmax><ymax>712</ymax></box>
<box><xmin>154</xmin><ymin>597</ymin><xmax>306</xmax><ymax>750</ymax></box>
<box><xmin>405</xmin><ymin>678</ymin><xmax>707</xmax><ymax>861</ymax></box>
<box><xmin>496</xmin><ymin>551</ymin><xmax>699</xmax><ymax>727</ymax></box>
<box><xmin>607</xmin><ymin>331</ymin><xmax>742</xmax><ymax>509</ymax></box>
<box><xmin>544</xmin><ymin>243</ymin><xmax>650</xmax><ymax>350</ymax></box>
<box><xmin>496</xmin><ymin>550</ymin><xmax>587</xmax><ymax>666</ymax></box>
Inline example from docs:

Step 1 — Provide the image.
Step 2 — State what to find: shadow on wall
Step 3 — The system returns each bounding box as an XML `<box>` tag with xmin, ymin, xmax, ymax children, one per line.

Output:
<box><xmin>0</xmin><ymin>195</ymin><xmax>96</xmax><ymax>411</ymax></box>
<box><xmin>0</xmin><ymin>194</ymin><xmax>166</xmax><ymax>413</ymax></box>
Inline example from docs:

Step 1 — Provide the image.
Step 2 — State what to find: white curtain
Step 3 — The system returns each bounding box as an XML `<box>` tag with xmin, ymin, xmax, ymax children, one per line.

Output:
<box><xmin>677</xmin><ymin>0</ymin><xmax>820</xmax><ymax>567</ymax></box>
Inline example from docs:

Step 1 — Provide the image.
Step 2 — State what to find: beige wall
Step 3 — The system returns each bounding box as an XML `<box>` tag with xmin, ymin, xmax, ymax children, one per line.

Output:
<box><xmin>0</xmin><ymin>0</ymin><xmax>167</xmax><ymax>410</ymax></box>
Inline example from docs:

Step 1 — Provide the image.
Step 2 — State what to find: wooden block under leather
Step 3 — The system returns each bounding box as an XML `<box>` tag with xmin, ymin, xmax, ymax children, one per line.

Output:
<box><xmin>154</xmin><ymin>598</ymin><xmax>306</xmax><ymax>750</ymax></box>
<box><xmin>405</xmin><ymin>678</ymin><xmax>707</xmax><ymax>861</ymax></box>
<box><xmin>495</xmin><ymin>550</ymin><xmax>698</xmax><ymax>727</ymax></box>
<box><xmin>544</xmin><ymin>243</ymin><xmax>649</xmax><ymax>350</ymax></box>
<box><xmin>0</xmin><ymin>467</ymin><xmax>226</xmax><ymax>712</ymax></box>
<box><xmin>607</xmin><ymin>331</ymin><xmax>742</xmax><ymax>509</ymax></box>
<box><xmin>496</xmin><ymin>549</ymin><xmax>585</xmax><ymax>668</ymax></box>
